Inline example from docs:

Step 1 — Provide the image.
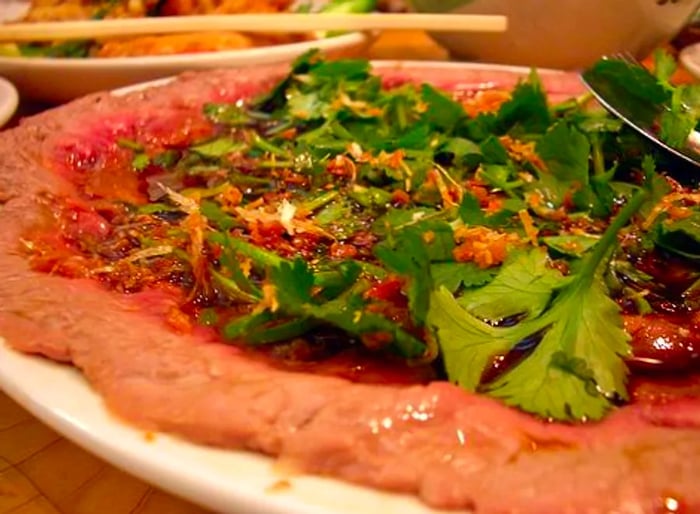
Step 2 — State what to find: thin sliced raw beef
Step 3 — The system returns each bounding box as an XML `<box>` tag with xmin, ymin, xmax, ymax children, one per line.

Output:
<box><xmin>1</xmin><ymin>65</ymin><xmax>699</xmax><ymax>514</ymax></box>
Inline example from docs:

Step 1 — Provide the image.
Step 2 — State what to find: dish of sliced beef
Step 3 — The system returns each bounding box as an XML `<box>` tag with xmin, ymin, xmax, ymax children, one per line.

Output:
<box><xmin>1</xmin><ymin>54</ymin><xmax>700</xmax><ymax>514</ymax></box>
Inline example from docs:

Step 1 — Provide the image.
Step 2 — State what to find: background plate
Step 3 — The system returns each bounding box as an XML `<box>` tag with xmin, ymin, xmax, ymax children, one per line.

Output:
<box><xmin>0</xmin><ymin>32</ymin><xmax>370</xmax><ymax>103</ymax></box>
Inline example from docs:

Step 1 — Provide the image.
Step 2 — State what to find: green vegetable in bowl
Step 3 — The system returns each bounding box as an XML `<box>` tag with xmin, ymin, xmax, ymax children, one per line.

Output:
<box><xmin>408</xmin><ymin>0</ymin><xmax>473</xmax><ymax>12</ymax></box>
<box><xmin>319</xmin><ymin>0</ymin><xmax>378</xmax><ymax>13</ymax></box>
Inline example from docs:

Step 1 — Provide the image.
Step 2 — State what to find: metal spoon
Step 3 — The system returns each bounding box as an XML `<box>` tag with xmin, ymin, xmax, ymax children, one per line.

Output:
<box><xmin>580</xmin><ymin>52</ymin><xmax>700</xmax><ymax>169</ymax></box>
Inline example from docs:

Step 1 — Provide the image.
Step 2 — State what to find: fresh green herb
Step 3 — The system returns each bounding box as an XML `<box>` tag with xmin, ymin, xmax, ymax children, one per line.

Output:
<box><xmin>431</xmin><ymin>261</ymin><xmax>497</xmax><ymax>293</ymax></box>
<box><xmin>19</xmin><ymin>40</ymin><xmax>93</xmax><ymax>58</ymax></box>
<box><xmin>131</xmin><ymin>153</ymin><xmax>151</xmax><ymax>171</ymax></box>
<box><xmin>265</xmin><ymin>259</ymin><xmax>426</xmax><ymax>357</ymax></box>
<box><xmin>190</xmin><ymin>138</ymin><xmax>247</xmax><ymax>159</ymax></box>
<box><xmin>653</xmin><ymin>211</ymin><xmax>700</xmax><ymax>262</ymax></box>
<box><xmin>117</xmin><ymin>138</ymin><xmax>144</xmax><ymax>151</ymax></box>
<box><xmin>542</xmin><ymin>234</ymin><xmax>601</xmax><ymax>257</ymax></box>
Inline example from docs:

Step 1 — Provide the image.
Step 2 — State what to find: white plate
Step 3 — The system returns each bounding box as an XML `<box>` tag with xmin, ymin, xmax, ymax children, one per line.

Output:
<box><xmin>0</xmin><ymin>76</ymin><xmax>19</xmax><ymax>127</ymax></box>
<box><xmin>0</xmin><ymin>61</ymin><xmax>583</xmax><ymax>514</ymax></box>
<box><xmin>680</xmin><ymin>41</ymin><xmax>700</xmax><ymax>80</ymax></box>
<box><xmin>0</xmin><ymin>32</ymin><xmax>370</xmax><ymax>103</ymax></box>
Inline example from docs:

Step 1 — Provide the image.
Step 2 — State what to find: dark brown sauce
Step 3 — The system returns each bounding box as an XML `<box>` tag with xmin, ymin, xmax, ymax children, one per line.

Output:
<box><xmin>253</xmin><ymin>345</ymin><xmax>437</xmax><ymax>386</ymax></box>
<box><xmin>630</xmin><ymin>372</ymin><xmax>700</xmax><ymax>404</ymax></box>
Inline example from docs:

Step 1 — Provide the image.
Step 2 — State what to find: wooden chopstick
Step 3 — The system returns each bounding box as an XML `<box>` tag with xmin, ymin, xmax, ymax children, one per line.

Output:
<box><xmin>0</xmin><ymin>13</ymin><xmax>508</xmax><ymax>42</ymax></box>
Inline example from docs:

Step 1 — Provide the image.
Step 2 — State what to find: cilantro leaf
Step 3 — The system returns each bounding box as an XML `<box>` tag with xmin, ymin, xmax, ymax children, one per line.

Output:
<box><xmin>371</xmin><ymin>208</ymin><xmax>439</xmax><ymax>235</ymax></box>
<box><xmin>428</xmin><ymin>287</ymin><xmax>521</xmax><ymax>390</ymax></box>
<box><xmin>537</xmin><ymin>121</ymin><xmax>591</xmax><ymax>182</ymax></box>
<box><xmin>420</xmin><ymin>84</ymin><xmax>465</xmax><ymax>132</ymax></box>
<box><xmin>659</xmin><ymin>87</ymin><xmax>697</xmax><ymax>148</ymax></box>
<box><xmin>268</xmin><ymin>258</ymin><xmax>315</xmax><ymax>305</ymax></box>
<box><xmin>200</xmin><ymin>200</ymin><xmax>238</xmax><ymax>230</ymax></box>
<box><xmin>457</xmin><ymin>248</ymin><xmax>568</xmax><ymax>321</ymax></box>
<box><xmin>638</xmin><ymin>155</ymin><xmax>671</xmax><ymax>219</ymax></box>
<box><xmin>458</xmin><ymin>191</ymin><xmax>516</xmax><ymax>228</ymax></box>
<box><xmin>478</xmin><ymin>164</ymin><xmax>524</xmax><ymax>195</ymax></box>
<box><xmin>542</xmin><ymin>234</ymin><xmax>600</xmax><ymax>257</ymax></box>
<box><xmin>479</xmin><ymin>136</ymin><xmax>509</xmax><ymax>164</ymax></box>
<box><xmin>487</xmin><ymin>277</ymin><xmax>631</xmax><ymax>420</ymax></box>
<box><xmin>190</xmin><ymin>138</ymin><xmax>246</xmax><ymax>158</ymax></box>
<box><xmin>652</xmin><ymin>47</ymin><xmax>677</xmax><ymax>86</ymax></box>
<box><xmin>431</xmin><ymin>261</ymin><xmax>497</xmax><ymax>293</ymax></box>
<box><xmin>535</xmin><ymin>120</ymin><xmax>591</xmax><ymax>204</ymax></box>
<box><xmin>418</xmin><ymin>221</ymin><xmax>456</xmax><ymax>261</ymax></box>
<box><xmin>653</xmin><ymin>211</ymin><xmax>700</xmax><ymax>261</ymax></box>
<box><xmin>431</xmin><ymin>187</ymin><xmax>649</xmax><ymax>421</ymax></box>
<box><xmin>437</xmin><ymin>137</ymin><xmax>482</xmax><ymax>167</ymax></box>
<box><xmin>131</xmin><ymin>153</ymin><xmax>150</xmax><ymax>171</ymax></box>
<box><xmin>288</xmin><ymin>89</ymin><xmax>327</xmax><ymax>120</ymax></box>
<box><xmin>267</xmin><ymin>259</ymin><xmax>425</xmax><ymax>357</ymax></box>
<box><xmin>307</xmin><ymin>58</ymin><xmax>370</xmax><ymax>82</ymax></box>
<box><xmin>496</xmin><ymin>70</ymin><xmax>551</xmax><ymax>135</ymax></box>
<box><xmin>582</xmin><ymin>58</ymin><xmax>670</xmax><ymax>127</ymax></box>
<box><xmin>374</xmin><ymin>228</ymin><xmax>432</xmax><ymax>326</ymax></box>
<box><xmin>574</xmin><ymin>111</ymin><xmax>624</xmax><ymax>134</ymax></box>
<box><xmin>313</xmin><ymin>260</ymin><xmax>363</xmax><ymax>300</ymax></box>
<box><xmin>203</xmin><ymin>103</ymin><xmax>252</xmax><ymax>126</ymax></box>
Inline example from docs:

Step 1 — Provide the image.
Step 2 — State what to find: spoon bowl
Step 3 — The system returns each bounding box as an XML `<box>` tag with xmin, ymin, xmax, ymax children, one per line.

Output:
<box><xmin>581</xmin><ymin>53</ymin><xmax>700</xmax><ymax>170</ymax></box>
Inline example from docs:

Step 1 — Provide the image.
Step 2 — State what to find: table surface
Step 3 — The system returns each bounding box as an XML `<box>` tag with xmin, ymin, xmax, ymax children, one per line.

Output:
<box><xmin>0</xmin><ymin>30</ymin><xmax>446</xmax><ymax>514</ymax></box>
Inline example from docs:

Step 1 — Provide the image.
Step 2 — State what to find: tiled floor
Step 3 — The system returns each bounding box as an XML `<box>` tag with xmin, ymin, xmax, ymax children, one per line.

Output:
<box><xmin>0</xmin><ymin>391</ymin><xmax>211</xmax><ymax>514</ymax></box>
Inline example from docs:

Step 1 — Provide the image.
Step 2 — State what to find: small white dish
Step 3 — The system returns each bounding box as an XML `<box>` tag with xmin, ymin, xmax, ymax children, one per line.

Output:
<box><xmin>0</xmin><ymin>76</ymin><xmax>19</xmax><ymax>128</ymax></box>
<box><xmin>680</xmin><ymin>41</ymin><xmax>700</xmax><ymax>80</ymax></box>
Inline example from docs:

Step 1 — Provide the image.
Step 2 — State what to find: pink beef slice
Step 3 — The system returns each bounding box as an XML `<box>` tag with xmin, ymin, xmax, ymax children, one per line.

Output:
<box><xmin>1</xmin><ymin>65</ymin><xmax>699</xmax><ymax>514</ymax></box>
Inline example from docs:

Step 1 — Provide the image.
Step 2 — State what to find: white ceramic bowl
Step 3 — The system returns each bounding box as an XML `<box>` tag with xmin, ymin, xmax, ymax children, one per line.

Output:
<box><xmin>409</xmin><ymin>0</ymin><xmax>700</xmax><ymax>70</ymax></box>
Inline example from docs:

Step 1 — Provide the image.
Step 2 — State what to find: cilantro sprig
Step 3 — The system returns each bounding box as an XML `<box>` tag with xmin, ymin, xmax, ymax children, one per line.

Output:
<box><xmin>428</xmin><ymin>189</ymin><xmax>649</xmax><ymax>421</ymax></box>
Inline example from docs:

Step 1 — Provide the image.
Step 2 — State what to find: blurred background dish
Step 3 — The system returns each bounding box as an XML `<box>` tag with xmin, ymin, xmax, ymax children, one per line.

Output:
<box><xmin>0</xmin><ymin>76</ymin><xmax>19</xmax><ymax>127</ymax></box>
<box><xmin>1</xmin><ymin>0</ymin><xmax>321</xmax><ymax>58</ymax></box>
<box><xmin>0</xmin><ymin>0</ymin><xmax>374</xmax><ymax>102</ymax></box>
<box><xmin>0</xmin><ymin>32</ymin><xmax>370</xmax><ymax>103</ymax></box>
<box><xmin>408</xmin><ymin>0</ymin><xmax>700</xmax><ymax>69</ymax></box>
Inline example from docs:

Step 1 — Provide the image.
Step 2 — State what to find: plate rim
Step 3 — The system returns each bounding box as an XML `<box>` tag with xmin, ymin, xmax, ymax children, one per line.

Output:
<box><xmin>0</xmin><ymin>76</ymin><xmax>19</xmax><ymax>127</ymax></box>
